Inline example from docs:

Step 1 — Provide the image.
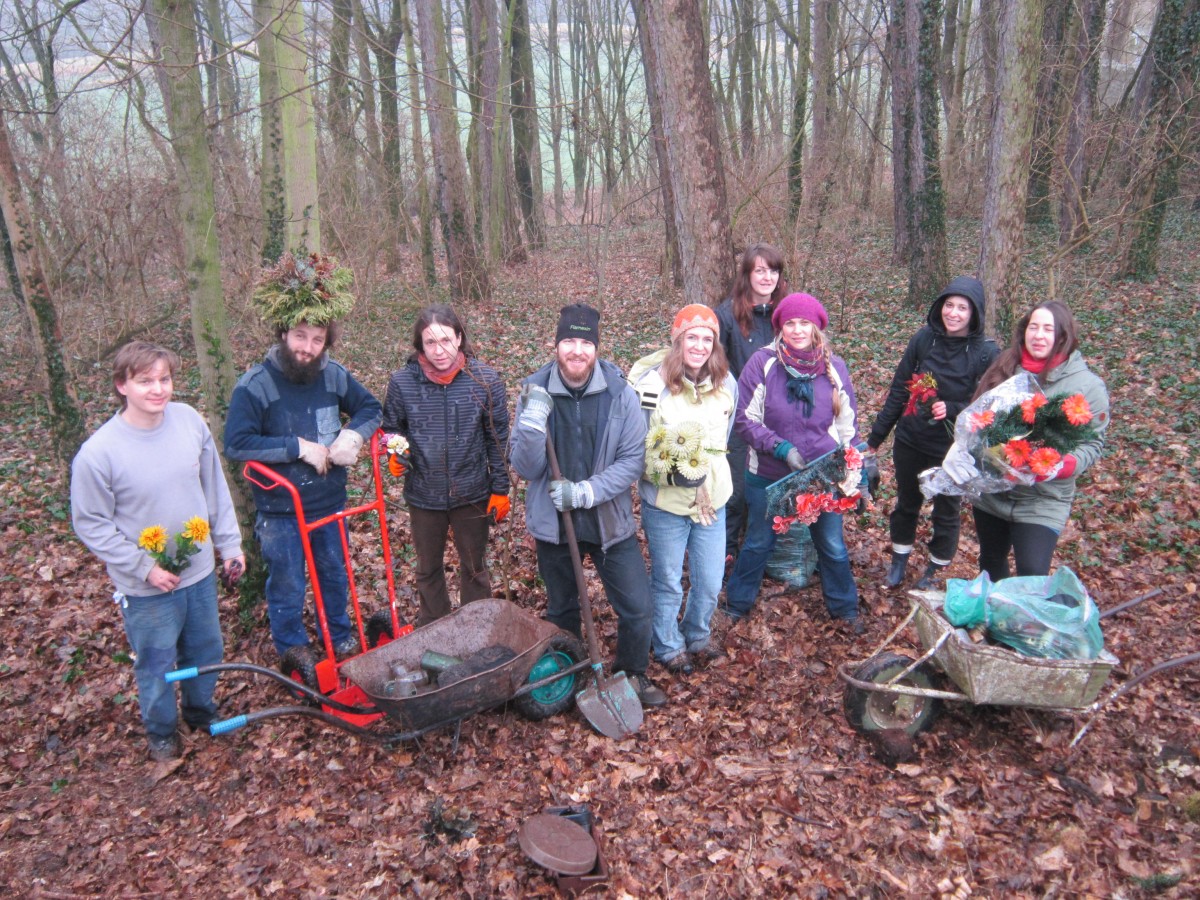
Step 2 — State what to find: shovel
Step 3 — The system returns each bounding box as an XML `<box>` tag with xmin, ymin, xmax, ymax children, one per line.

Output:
<box><xmin>545</xmin><ymin>434</ymin><xmax>644</xmax><ymax>738</ymax></box>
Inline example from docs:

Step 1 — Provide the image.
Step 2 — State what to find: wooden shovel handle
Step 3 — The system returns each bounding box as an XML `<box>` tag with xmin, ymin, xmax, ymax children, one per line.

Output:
<box><xmin>545</xmin><ymin>434</ymin><xmax>605</xmax><ymax>670</ymax></box>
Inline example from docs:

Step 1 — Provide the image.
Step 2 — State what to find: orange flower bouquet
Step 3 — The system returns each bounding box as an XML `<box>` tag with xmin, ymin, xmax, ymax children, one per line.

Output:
<box><xmin>769</xmin><ymin>446</ymin><xmax>863</xmax><ymax>533</ymax></box>
<box><xmin>921</xmin><ymin>373</ymin><xmax>1100</xmax><ymax>499</ymax></box>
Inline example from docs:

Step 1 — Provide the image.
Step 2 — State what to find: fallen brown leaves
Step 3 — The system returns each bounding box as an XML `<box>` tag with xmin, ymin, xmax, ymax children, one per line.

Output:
<box><xmin>0</xmin><ymin>227</ymin><xmax>1197</xmax><ymax>897</ymax></box>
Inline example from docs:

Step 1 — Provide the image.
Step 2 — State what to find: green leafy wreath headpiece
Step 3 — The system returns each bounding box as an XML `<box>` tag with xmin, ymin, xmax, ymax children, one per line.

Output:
<box><xmin>252</xmin><ymin>251</ymin><xmax>356</xmax><ymax>329</ymax></box>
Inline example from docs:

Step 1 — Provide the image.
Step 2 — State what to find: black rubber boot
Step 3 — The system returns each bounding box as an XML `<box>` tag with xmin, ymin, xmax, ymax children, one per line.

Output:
<box><xmin>914</xmin><ymin>562</ymin><xmax>948</xmax><ymax>591</ymax></box>
<box><xmin>884</xmin><ymin>551</ymin><xmax>910</xmax><ymax>588</ymax></box>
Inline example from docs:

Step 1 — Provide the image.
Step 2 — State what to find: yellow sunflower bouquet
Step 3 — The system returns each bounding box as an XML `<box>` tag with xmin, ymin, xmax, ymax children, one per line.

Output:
<box><xmin>138</xmin><ymin>516</ymin><xmax>210</xmax><ymax>575</ymax></box>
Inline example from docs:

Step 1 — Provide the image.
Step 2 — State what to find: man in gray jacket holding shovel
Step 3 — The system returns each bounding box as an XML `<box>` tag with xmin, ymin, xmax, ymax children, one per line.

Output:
<box><xmin>510</xmin><ymin>304</ymin><xmax>667</xmax><ymax>709</ymax></box>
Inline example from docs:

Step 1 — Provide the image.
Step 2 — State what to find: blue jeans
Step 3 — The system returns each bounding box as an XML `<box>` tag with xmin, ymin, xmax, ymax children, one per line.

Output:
<box><xmin>119</xmin><ymin>572</ymin><xmax>223</xmax><ymax>739</ymax></box>
<box><xmin>642</xmin><ymin>502</ymin><xmax>725</xmax><ymax>661</ymax></box>
<box><xmin>256</xmin><ymin>513</ymin><xmax>352</xmax><ymax>657</ymax></box>
<box><xmin>725</xmin><ymin>474</ymin><xmax>859</xmax><ymax>620</ymax></box>
<box><xmin>535</xmin><ymin>535</ymin><xmax>652</xmax><ymax>676</ymax></box>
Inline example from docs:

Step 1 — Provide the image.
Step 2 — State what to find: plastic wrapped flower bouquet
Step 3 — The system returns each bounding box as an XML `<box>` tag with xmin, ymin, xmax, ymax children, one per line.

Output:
<box><xmin>920</xmin><ymin>372</ymin><xmax>1099</xmax><ymax>499</ymax></box>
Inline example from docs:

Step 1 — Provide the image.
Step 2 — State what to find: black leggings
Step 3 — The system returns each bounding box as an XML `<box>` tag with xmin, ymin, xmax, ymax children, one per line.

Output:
<box><xmin>972</xmin><ymin>507</ymin><xmax>1059</xmax><ymax>582</ymax></box>
<box><xmin>891</xmin><ymin>441</ymin><xmax>962</xmax><ymax>562</ymax></box>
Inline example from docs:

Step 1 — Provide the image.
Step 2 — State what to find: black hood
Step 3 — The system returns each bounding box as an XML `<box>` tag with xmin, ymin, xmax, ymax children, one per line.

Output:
<box><xmin>928</xmin><ymin>275</ymin><xmax>986</xmax><ymax>338</ymax></box>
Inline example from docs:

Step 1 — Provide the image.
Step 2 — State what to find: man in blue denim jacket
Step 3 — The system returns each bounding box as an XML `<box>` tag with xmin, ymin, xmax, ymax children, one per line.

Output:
<box><xmin>225</xmin><ymin>320</ymin><xmax>381</xmax><ymax>660</ymax></box>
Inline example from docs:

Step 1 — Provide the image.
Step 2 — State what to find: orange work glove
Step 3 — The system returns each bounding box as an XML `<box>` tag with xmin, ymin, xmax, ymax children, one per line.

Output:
<box><xmin>388</xmin><ymin>454</ymin><xmax>407</xmax><ymax>477</ymax></box>
<box><xmin>487</xmin><ymin>493</ymin><xmax>511</xmax><ymax>523</ymax></box>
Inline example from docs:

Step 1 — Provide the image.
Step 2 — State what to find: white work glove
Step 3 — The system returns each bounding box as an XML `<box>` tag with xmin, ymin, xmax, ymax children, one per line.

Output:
<box><xmin>785</xmin><ymin>448</ymin><xmax>806</xmax><ymax>471</ymax></box>
<box><xmin>518</xmin><ymin>384</ymin><xmax>553</xmax><ymax>434</ymax></box>
<box><xmin>328</xmin><ymin>429</ymin><xmax>364</xmax><ymax>467</ymax></box>
<box><xmin>298</xmin><ymin>437</ymin><xmax>331</xmax><ymax>475</ymax></box>
<box><xmin>940</xmin><ymin>443</ymin><xmax>979</xmax><ymax>485</ymax></box>
<box><xmin>549</xmin><ymin>479</ymin><xmax>594</xmax><ymax>511</ymax></box>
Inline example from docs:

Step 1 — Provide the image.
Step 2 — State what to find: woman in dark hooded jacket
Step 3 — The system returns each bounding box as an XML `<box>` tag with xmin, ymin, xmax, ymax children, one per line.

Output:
<box><xmin>865</xmin><ymin>276</ymin><xmax>998</xmax><ymax>590</ymax></box>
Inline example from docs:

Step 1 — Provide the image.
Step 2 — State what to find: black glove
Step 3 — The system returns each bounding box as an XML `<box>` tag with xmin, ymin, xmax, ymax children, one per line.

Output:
<box><xmin>667</xmin><ymin>470</ymin><xmax>706</xmax><ymax>488</ymax></box>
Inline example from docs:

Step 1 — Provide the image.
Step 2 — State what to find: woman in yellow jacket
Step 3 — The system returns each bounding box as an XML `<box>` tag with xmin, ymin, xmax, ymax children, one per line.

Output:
<box><xmin>631</xmin><ymin>305</ymin><xmax>737</xmax><ymax>676</ymax></box>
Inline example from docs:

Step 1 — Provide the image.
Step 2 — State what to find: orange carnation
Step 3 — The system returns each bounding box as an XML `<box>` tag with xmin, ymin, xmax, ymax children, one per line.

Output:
<box><xmin>1003</xmin><ymin>439</ymin><xmax>1032</xmax><ymax>468</ymax></box>
<box><xmin>1021</xmin><ymin>394</ymin><xmax>1048</xmax><ymax>425</ymax></box>
<box><xmin>968</xmin><ymin>410</ymin><xmax>995</xmax><ymax>432</ymax></box>
<box><xmin>1061</xmin><ymin>394</ymin><xmax>1092</xmax><ymax>426</ymax></box>
<box><xmin>1029</xmin><ymin>447</ymin><xmax>1062</xmax><ymax>477</ymax></box>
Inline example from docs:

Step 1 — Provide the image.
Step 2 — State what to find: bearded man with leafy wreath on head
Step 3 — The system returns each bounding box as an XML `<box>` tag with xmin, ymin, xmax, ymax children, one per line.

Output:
<box><xmin>224</xmin><ymin>251</ymin><xmax>382</xmax><ymax>665</ymax></box>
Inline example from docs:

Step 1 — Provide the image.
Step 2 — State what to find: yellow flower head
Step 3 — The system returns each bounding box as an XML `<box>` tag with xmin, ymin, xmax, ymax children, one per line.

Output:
<box><xmin>182</xmin><ymin>516</ymin><xmax>210</xmax><ymax>544</ymax></box>
<box><xmin>138</xmin><ymin>525</ymin><xmax>168</xmax><ymax>555</ymax></box>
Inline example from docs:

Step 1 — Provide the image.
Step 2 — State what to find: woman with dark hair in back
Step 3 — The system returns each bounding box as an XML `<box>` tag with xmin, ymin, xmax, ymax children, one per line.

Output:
<box><xmin>716</xmin><ymin>243</ymin><xmax>787</xmax><ymax>560</ymax></box>
<box><xmin>381</xmin><ymin>305</ymin><xmax>511</xmax><ymax>626</ymax></box>
<box><xmin>970</xmin><ymin>301</ymin><xmax>1110</xmax><ymax>581</ymax></box>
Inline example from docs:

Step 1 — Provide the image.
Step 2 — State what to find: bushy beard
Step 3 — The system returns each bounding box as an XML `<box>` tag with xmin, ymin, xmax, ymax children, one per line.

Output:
<box><xmin>278</xmin><ymin>341</ymin><xmax>323</xmax><ymax>384</ymax></box>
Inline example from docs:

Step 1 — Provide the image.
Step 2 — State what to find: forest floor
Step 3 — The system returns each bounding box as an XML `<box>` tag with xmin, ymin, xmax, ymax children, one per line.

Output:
<box><xmin>0</xmin><ymin>217</ymin><xmax>1198</xmax><ymax>897</ymax></box>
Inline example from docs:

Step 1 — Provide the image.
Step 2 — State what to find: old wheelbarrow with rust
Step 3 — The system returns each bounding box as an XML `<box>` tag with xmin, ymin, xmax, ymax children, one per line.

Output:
<box><xmin>837</xmin><ymin>587</ymin><xmax>1195</xmax><ymax>747</ymax></box>
<box><xmin>165</xmin><ymin>432</ymin><xmax>596</xmax><ymax>743</ymax></box>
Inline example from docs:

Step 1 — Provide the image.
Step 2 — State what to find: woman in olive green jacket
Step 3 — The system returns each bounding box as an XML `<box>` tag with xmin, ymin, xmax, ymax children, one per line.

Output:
<box><xmin>971</xmin><ymin>301</ymin><xmax>1110</xmax><ymax>580</ymax></box>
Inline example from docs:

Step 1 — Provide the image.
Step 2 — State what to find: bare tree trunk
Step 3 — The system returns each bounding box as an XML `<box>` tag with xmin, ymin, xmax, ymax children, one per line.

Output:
<box><xmin>466</xmin><ymin>0</ymin><xmax>500</xmax><ymax>260</ymax></box>
<box><xmin>1058</xmin><ymin>0</ymin><xmax>1105</xmax><ymax>248</ymax></box>
<box><xmin>547</xmin><ymin>0</ymin><xmax>565</xmax><ymax>224</ymax></box>
<box><xmin>256</xmin><ymin>0</ymin><xmax>322</xmax><ymax>254</ymax></box>
<box><xmin>413</xmin><ymin>0</ymin><xmax>490</xmax><ymax>303</ymax></box>
<box><xmin>860</xmin><ymin>42</ymin><xmax>890</xmax><ymax>210</ymax></box>
<box><xmin>642</xmin><ymin>0</ymin><xmax>734</xmax><ymax>306</ymax></box>
<box><xmin>351</xmin><ymin>0</ymin><xmax>382</xmax><ymax>168</ymax></box>
<box><xmin>1026</xmin><ymin>0</ymin><xmax>1071</xmax><ymax>224</ymax></box>
<box><xmin>890</xmin><ymin>0</ymin><xmax>948</xmax><ymax>306</ymax></box>
<box><xmin>784</xmin><ymin>0</ymin><xmax>812</xmax><ymax>221</ymax></box>
<box><xmin>147</xmin><ymin>0</ymin><xmax>241</xmax><ymax>451</ymax></box>
<box><xmin>811</xmin><ymin>0</ymin><xmax>837</xmax><ymax>169</ymax></box>
<box><xmin>736</xmin><ymin>0</ymin><xmax>757</xmax><ymax>156</ymax></box>
<box><xmin>508</xmin><ymin>0</ymin><xmax>546</xmax><ymax>247</ymax></box>
<box><xmin>569</xmin><ymin>1</ymin><xmax>588</xmax><ymax>207</ymax></box>
<box><xmin>402</xmin><ymin>0</ymin><xmax>437</xmax><ymax>285</ymax></box>
<box><xmin>1120</xmin><ymin>0</ymin><xmax>1200</xmax><ymax>280</ymax></box>
<box><xmin>946</xmin><ymin>0</ymin><xmax>972</xmax><ymax>165</ymax></box>
<box><xmin>367</xmin><ymin>0</ymin><xmax>406</xmax><ymax>269</ymax></box>
<box><xmin>0</xmin><ymin>109</ymin><xmax>86</xmax><ymax>467</ymax></box>
<box><xmin>979</xmin><ymin>0</ymin><xmax>1044</xmax><ymax>334</ymax></box>
<box><xmin>200</xmin><ymin>0</ymin><xmax>239</xmax><ymax>126</ymax></box>
<box><xmin>255</xmin><ymin>0</ymin><xmax>286</xmax><ymax>262</ymax></box>
<box><xmin>633</xmin><ymin>0</ymin><xmax>683</xmax><ymax>286</ymax></box>
<box><xmin>327</xmin><ymin>0</ymin><xmax>356</xmax><ymax>240</ymax></box>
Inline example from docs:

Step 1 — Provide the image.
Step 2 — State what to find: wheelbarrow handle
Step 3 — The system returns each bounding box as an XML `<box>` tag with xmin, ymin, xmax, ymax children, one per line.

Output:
<box><xmin>210</xmin><ymin>715</ymin><xmax>249</xmax><ymax>735</ymax></box>
<box><xmin>165</xmin><ymin>667</ymin><xmax>199</xmax><ymax>683</ymax></box>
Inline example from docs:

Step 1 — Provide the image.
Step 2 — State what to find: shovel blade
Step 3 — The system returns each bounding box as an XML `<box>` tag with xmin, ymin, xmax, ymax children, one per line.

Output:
<box><xmin>576</xmin><ymin>672</ymin><xmax>644</xmax><ymax>738</ymax></box>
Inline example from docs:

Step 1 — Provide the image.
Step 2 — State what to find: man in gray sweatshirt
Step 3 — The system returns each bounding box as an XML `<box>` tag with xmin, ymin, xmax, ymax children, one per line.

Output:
<box><xmin>72</xmin><ymin>342</ymin><xmax>244</xmax><ymax>761</ymax></box>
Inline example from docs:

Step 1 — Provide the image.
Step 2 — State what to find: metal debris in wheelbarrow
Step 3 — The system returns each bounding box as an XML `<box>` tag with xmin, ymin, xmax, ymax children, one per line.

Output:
<box><xmin>340</xmin><ymin>597</ymin><xmax>574</xmax><ymax>734</ymax></box>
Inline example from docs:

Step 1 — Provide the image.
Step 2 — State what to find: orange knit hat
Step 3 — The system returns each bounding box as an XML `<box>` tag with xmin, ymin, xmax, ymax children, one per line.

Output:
<box><xmin>671</xmin><ymin>304</ymin><xmax>720</xmax><ymax>342</ymax></box>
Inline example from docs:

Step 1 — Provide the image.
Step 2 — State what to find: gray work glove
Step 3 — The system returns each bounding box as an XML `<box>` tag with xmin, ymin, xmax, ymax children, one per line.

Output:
<box><xmin>328</xmin><ymin>429</ymin><xmax>364</xmax><ymax>467</ymax></box>
<box><xmin>549</xmin><ymin>479</ymin><xmax>595</xmax><ymax>511</ymax></box>
<box><xmin>518</xmin><ymin>384</ymin><xmax>553</xmax><ymax>434</ymax></box>
<box><xmin>785</xmin><ymin>448</ymin><xmax>806</xmax><ymax>471</ymax></box>
<box><xmin>298</xmin><ymin>438</ymin><xmax>331</xmax><ymax>475</ymax></box>
<box><xmin>940</xmin><ymin>443</ymin><xmax>979</xmax><ymax>485</ymax></box>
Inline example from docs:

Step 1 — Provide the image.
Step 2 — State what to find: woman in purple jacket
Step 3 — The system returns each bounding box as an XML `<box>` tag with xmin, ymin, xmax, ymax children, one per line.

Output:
<box><xmin>723</xmin><ymin>293</ymin><xmax>862</xmax><ymax>631</ymax></box>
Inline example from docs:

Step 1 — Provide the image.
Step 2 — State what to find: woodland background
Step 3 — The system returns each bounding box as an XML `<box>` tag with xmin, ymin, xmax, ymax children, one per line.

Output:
<box><xmin>1</xmin><ymin>0</ymin><xmax>1198</xmax><ymax>896</ymax></box>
